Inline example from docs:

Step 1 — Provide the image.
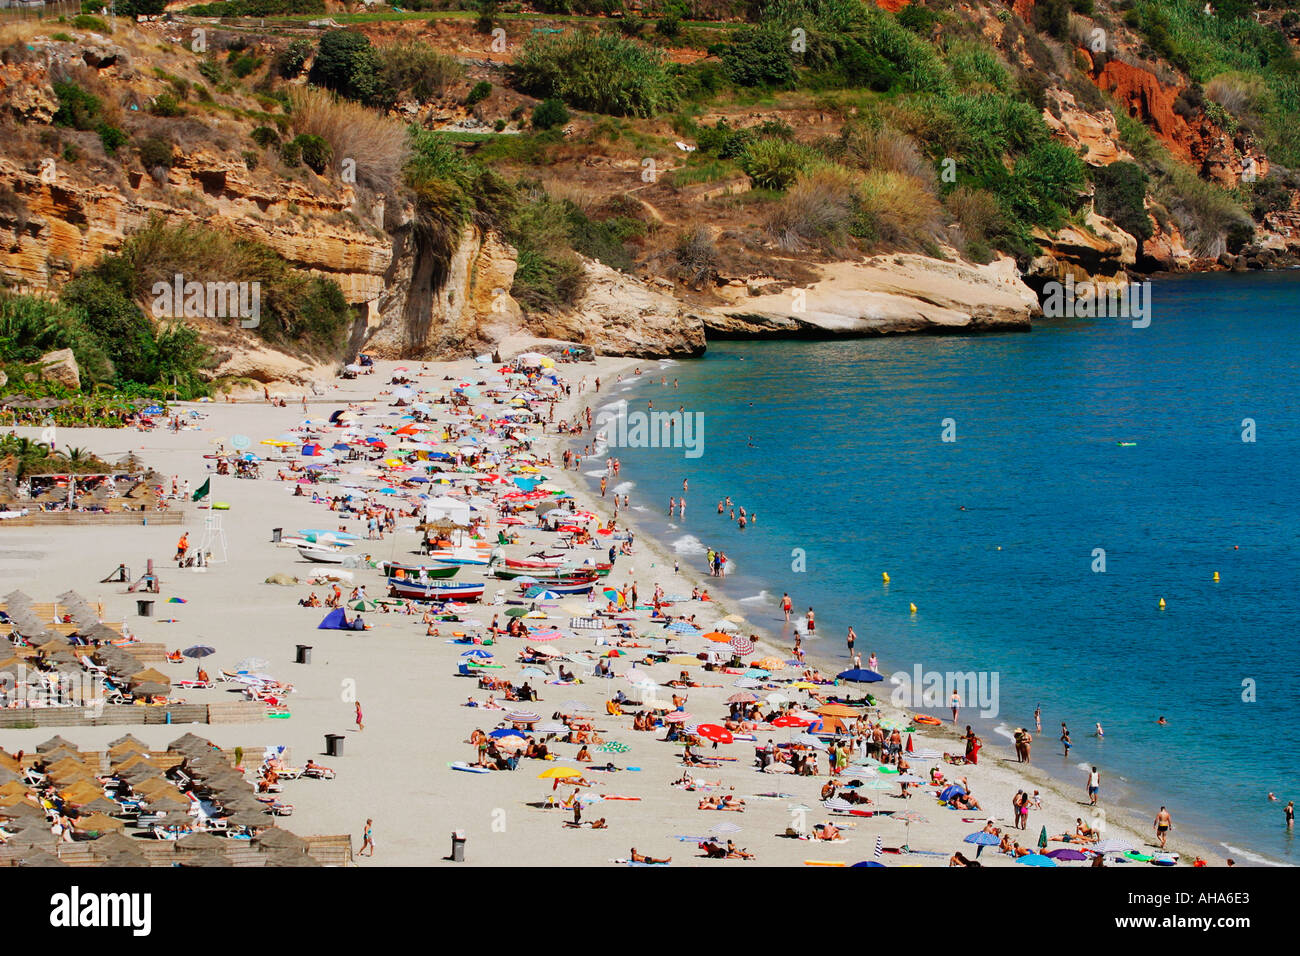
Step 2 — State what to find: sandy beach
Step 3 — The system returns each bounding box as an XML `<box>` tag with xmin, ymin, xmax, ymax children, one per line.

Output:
<box><xmin>1</xmin><ymin>354</ymin><xmax>1228</xmax><ymax>868</ymax></box>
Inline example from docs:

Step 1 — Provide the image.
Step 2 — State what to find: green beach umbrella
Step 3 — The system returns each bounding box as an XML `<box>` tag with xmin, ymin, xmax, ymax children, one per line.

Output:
<box><xmin>1038</xmin><ymin>826</ymin><xmax>1048</xmax><ymax>849</ymax></box>
<box><xmin>351</xmin><ymin>600</ymin><xmax>379</xmax><ymax>611</ymax></box>
<box><xmin>505</xmin><ymin>607</ymin><xmax>530</xmax><ymax>617</ymax></box>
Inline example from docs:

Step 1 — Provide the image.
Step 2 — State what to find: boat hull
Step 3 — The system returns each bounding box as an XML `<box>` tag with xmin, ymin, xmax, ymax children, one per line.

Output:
<box><xmin>382</xmin><ymin>561</ymin><xmax>460</xmax><ymax>579</ymax></box>
<box><xmin>387</xmin><ymin>578</ymin><xmax>485</xmax><ymax>602</ymax></box>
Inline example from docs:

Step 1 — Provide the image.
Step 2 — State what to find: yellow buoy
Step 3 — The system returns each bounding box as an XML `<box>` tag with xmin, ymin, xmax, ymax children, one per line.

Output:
<box><xmin>909</xmin><ymin>602</ymin><xmax>917</xmax><ymax>614</ymax></box>
<box><xmin>1213</xmin><ymin>572</ymin><xmax>1220</xmax><ymax>582</ymax></box>
<box><xmin>1158</xmin><ymin>598</ymin><xmax>1166</xmax><ymax>609</ymax></box>
<box><xmin>882</xmin><ymin>572</ymin><xmax>890</xmax><ymax>584</ymax></box>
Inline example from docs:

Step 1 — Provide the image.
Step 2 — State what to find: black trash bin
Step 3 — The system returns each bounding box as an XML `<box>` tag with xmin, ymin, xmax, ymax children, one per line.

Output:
<box><xmin>451</xmin><ymin>830</ymin><xmax>467</xmax><ymax>862</ymax></box>
<box><xmin>295</xmin><ymin>644</ymin><xmax>312</xmax><ymax>664</ymax></box>
<box><xmin>272</xmin><ymin>527</ymin><xmax>283</xmax><ymax>543</ymax></box>
<box><xmin>136</xmin><ymin>599</ymin><xmax>154</xmax><ymax>617</ymax></box>
<box><xmin>325</xmin><ymin>733</ymin><xmax>344</xmax><ymax>757</ymax></box>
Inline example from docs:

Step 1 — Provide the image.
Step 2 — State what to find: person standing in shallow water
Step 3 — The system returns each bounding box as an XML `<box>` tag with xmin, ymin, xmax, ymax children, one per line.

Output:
<box><xmin>846</xmin><ymin>625</ymin><xmax>856</xmax><ymax>659</ymax></box>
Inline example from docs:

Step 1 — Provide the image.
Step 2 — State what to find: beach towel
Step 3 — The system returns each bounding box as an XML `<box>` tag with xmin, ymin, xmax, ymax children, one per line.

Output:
<box><xmin>570</xmin><ymin>618</ymin><xmax>610</xmax><ymax>629</ymax></box>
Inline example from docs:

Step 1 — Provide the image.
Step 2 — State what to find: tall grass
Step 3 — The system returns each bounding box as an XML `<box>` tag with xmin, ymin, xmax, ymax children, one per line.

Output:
<box><xmin>287</xmin><ymin>87</ymin><xmax>409</xmax><ymax>194</ymax></box>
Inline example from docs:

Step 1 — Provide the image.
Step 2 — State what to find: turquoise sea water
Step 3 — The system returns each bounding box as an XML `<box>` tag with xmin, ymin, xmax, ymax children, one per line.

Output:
<box><xmin>595</xmin><ymin>271</ymin><xmax>1300</xmax><ymax>864</ymax></box>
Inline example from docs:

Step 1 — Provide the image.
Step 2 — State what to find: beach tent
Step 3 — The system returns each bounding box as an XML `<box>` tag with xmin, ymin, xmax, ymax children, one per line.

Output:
<box><xmin>317</xmin><ymin>608</ymin><xmax>365</xmax><ymax>631</ymax></box>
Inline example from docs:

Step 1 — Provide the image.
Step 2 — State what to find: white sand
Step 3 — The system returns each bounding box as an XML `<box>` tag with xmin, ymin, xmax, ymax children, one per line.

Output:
<box><xmin>0</xmin><ymin>356</ymin><xmax>1224</xmax><ymax>867</ymax></box>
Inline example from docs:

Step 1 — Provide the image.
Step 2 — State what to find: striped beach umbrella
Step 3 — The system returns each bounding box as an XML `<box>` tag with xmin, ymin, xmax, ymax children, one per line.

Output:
<box><xmin>874</xmin><ymin>836</ymin><xmax>884</xmax><ymax>858</ymax></box>
<box><xmin>661</xmin><ymin>713</ymin><xmax>691</xmax><ymax>723</ymax></box>
<box><xmin>729</xmin><ymin>636</ymin><xmax>755</xmax><ymax>655</ymax></box>
<box><xmin>726</xmin><ymin>692</ymin><xmax>758</xmax><ymax>704</ymax></box>
<box><xmin>823</xmin><ymin>797</ymin><xmax>854</xmax><ymax>812</ymax></box>
<box><xmin>507</xmin><ymin>711</ymin><xmax>540</xmax><ymax>723</ymax></box>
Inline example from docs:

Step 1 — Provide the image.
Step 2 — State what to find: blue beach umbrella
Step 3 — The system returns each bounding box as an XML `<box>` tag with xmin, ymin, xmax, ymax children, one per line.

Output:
<box><xmin>1018</xmin><ymin>854</ymin><xmax>1058</xmax><ymax>867</ymax></box>
<box><xmin>851</xmin><ymin>861</ymin><xmax>886</xmax><ymax>867</ymax></box>
<box><xmin>836</xmin><ymin>668</ymin><xmax>884</xmax><ymax>683</ymax></box>
<box><xmin>461</xmin><ymin>649</ymin><xmax>493</xmax><ymax>659</ymax></box>
<box><xmin>939</xmin><ymin>784</ymin><xmax>966</xmax><ymax>802</ymax></box>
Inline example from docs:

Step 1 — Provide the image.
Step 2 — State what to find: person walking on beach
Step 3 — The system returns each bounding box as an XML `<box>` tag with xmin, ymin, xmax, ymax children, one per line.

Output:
<box><xmin>360</xmin><ymin>818</ymin><xmax>374</xmax><ymax>856</ymax></box>
<box><xmin>175</xmin><ymin>531</ymin><xmax>189</xmax><ymax>563</ymax></box>
<box><xmin>1061</xmin><ymin>722</ymin><xmax>1072</xmax><ymax>756</ymax></box>
<box><xmin>782</xmin><ymin>592</ymin><xmax>792</xmax><ymax>622</ymax></box>
<box><xmin>846</xmin><ymin>626</ymin><xmax>856</xmax><ymax>658</ymax></box>
<box><xmin>1034</xmin><ymin>704</ymin><xmax>1042</xmax><ymax>734</ymax></box>
<box><xmin>1154</xmin><ymin>806</ymin><xmax>1172</xmax><ymax>849</ymax></box>
<box><xmin>1087</xmin><ymin>766</ymin><xmax>1100</xmax><ymax>806</ymax></box>
<box><xmin>950</xmin><ymin>689</ymin><xmax>961</xmax><ymax>724</ymax></box>
<box><xmin>355</xmin><ymin>701</ymin><xmax>364</xmax><ymax>732</ymax></box>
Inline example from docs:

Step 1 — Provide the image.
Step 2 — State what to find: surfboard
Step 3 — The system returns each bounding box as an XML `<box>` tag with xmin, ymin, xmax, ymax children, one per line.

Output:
<box><xmin>450</xmin><ymin>761</ymin><xmax>490</xmax><ymax>774</ymax></box>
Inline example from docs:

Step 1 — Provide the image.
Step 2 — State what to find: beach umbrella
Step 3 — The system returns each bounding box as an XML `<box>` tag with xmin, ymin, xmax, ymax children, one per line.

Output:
<box><xmin>791</xmin><ymin>733</ymin><xmax>824</xmax><ymax>748</ymax></box>
<box><xmin>816</xmin><ymin>703</ymin><xmax>859</xmax><ymax>718</ymax></box>
<box><xmin>625</xmin><ymin>669</ymin><xmax>656</xmax><ymax>686</ymax></box>
<box><xmin>1092</xmin><ymin>839</ymin><xmax>1134</xmax><ymax>854</ymax></box>
<box><xmin>1018</xmin><ymin>854</ymin><xmax>1057</xmax><ymax>867</ymax></box>
<box><xmin>519</xmin><ymin>667</ymin><xmax>548</xmax><ymax>679</ymax></box>
<box><xmin>507</xmin><ymin>711</ymin><xmax>540</xmax><ymax>724</ymax></box>
<box><xmin>836</xmin><ymin>668</ymin><xmax>884</xmax><ymax>683</ymax></box>
<box><xmin>182</xmin><ymin>645</ymin><xmax>215</xmax><ymax>659</ymax></box>
<box><xmin>668</xmin><ymin>622</ymin><xmax>702</xmax><ymax>634</ymax></box>
<box><xmin>504</xmin><ymin>607</ymin><xmax>530</xmax><ymax>617</ymax></box>
<box><xmin>729</xmin><ymin>636</ymin><xmax>755</xmax><ymax>656</ymax></box>
<box><xmin>697</xmin><ymin>724</ymin><xmax>734</xmax><ymax>744</ymax></box>
<box><xmin>765</xmin><ymin>692</ymin><xmax>791</xmax><ymax>704</ymax></box>
<box><xmin>893</xmin><ymin>809</ymin><xmax>928</xmax><ymax>845</ymax></box>
<box><xmin>494</xmin><ymin>735</ymin><xmax>528</xmax><ymax>752</ymax></box>
<box><xmin>661</xmin><ymin>713</ymin><xmax>691</xmax><ymax>723</ymax></box>
<box><xmin>1037</xmin><ymin>826</ymin><xmax>1048</xmax><ymax>849</ymax></box>
<box><xmin>771</xmin><ymin>715</ymin><xmax>809</xmax><ymax>728</ymax></box>
<box><xmin>1047</xmin><ymin>848</ymin><xmax>1089</xmax><ymax>861</ymax></box>
<box><xmin>461</xmin><ymin>649</ymin><xmax>493</xmax><ymax>659</ymax></box>
<box><xmin>755</xmin><ymin>657</ymin><xmax>786</xmax><ymax>671</ymax></box>
<box><xmin>537</xmin><ymin>721</ymin><xmax>567</xmax><ymax>735</ymax></box>
<box><xmin>701</xmin><ymin>631</ymin><xmax>731</xmax><ymax>643</ymax></box>
<box><xmin>488</xmin><ymin>728</ymin><xmax>520</xmax><ymax>738</ymax></box>
<box><xmin>939</xmin><ymin>785</ymin><xmax>967</xmax><ymax>802</ymax></box>
<box><xmin>726</xmin><ymin>692</ymin><xmax>758</xmax><ymax>704</ymax></box>
<box><xmin>538</xmin><ymin>767</ymin><xmax>582</xmax><ymax>780</ymax></box>
<box><xmin>823</xmin><ymin>797</ymin><xmax>854</xmax><ymax>812</ymax></box>
<box><xmin>964</xmin><ymin>830</ymin><xmax>1000</xmax><ymax>857</ymax></box>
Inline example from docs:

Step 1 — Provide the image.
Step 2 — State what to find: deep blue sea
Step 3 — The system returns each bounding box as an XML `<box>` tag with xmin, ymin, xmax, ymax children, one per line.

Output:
<box><xmin>594</xmin><ymin>271</ymin><xmax>1300</xmax><ymax>864</ymax></box>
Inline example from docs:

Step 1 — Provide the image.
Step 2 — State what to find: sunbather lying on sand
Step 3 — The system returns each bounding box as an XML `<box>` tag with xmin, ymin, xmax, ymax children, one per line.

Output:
<box><xmin>812</xmin><ymin>822</ymin><xmax>842</xmax><ymax>841</ymax></box>
<box><xmin>630</xmin><ymin>848</ymin><xmax>670</xmax><ymax>864</ymax></box>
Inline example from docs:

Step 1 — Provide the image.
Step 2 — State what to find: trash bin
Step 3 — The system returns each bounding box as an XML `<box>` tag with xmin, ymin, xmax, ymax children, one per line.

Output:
<box><xmin>324</xmin><ymin>733</ymin><xmax>344</xmax><ymax>757</ymax></box>
<box><xmin>451</xmin><ymin>830</ymin><xmax>467</xmax><ymax>862</ymax></box>
<box><xmin>136</xmin><ymin>599</ymin><xmax>154</xmax><ymax>617</ymax></box>
<box><xmin>271</xmin><ymin>527</ymin><xmax>283</xmax><ymax>543</ymax></box>
<box><xmin>295</xmin><ymin>644</ymin><xmax>312</xmax><ymax>664</ymax></box>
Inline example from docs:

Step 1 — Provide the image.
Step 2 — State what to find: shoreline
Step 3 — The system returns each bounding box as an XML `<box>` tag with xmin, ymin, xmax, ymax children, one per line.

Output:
<box><xmin>553</xmin><ymin>356</ymin><xmax>1242</xmax><ymax>867</ymax></box>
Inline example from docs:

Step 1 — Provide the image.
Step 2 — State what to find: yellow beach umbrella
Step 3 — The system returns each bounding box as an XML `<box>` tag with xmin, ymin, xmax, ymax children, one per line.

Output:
<box><xmin>791</xmin><ymin>681</ymin><xmax>819</xmax><ymax>690</ymax></box>
<box><xmin>756</xmin><ymin>656</ymin><xmax>786</xmax><ymax>671</ymax></box>
<box><xmin>538</xmin><ymin>767</ymin><xmax>583</xmax><ymax>780</ymax></box>
<box><xmin>668</xmin><ymin>655</ymin><xmax>702</xmax><ymax>666</ymax></box>
<box><xmin>816</xmin><ymin>703</ymin><xmax>860</xmax><ymax>718</ymax></box>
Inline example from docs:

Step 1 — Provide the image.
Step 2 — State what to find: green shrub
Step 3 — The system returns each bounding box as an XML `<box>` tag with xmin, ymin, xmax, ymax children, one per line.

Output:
<box><xmin>466</xmin><ymin>80</ymin><xmax>493</xmax><ymax>107</ymax></box>
<box><xmin>511</xmin><ymin>31</ymin><xmax>678</xmax><ymax>117</ymax></box>
<box><xmin>137</xmin><ymin>136</ymin><xmax>175</xmax><ymax>170</ymax></box>
<box><xmin>290</xmin><ymin>133</ymin><xmax>332</xmax><ymax>174</ymax></box>
<box><xmin>198</xmin><ymin>58</ymin><xmax>223</xmax><ymax>85</ymax></box>
<box><xmin>277</xmin><ymin>37</ymin><xmax>314</xmax><ymax>78</ymax></box>
<box><xmin>720</xmin><ymin>27</ymin><xmax>796</xmax><ymax>88</ymax></box>
<box><xmin>738</xmin><ymin>138</ymin><xmax>821</xmax><ymax>190</ymax></box>
<box><xmin>764</xmin><ymin>165</ymin><xmax>857</xmax><ymax>254</ymax></box>
<box><xmin>251</xmin><ymin>125</ymin><xmax>281</xmax><ymax>148</ymax></box>
<box><xmin>52</xmin><ymin>81</ymin><xmax>101</xmax><ymax>130</ymax></box>
<box><xmin>70</xmin><ymin>14</ymin><xmax>110</xmax><ymax>33</ymax></box>
<box><xmin>672</xmin><ymin>225</ymin><xmax>716</xmax><ymax>288</ymax></box>
<box><xmin>1093</xmin><ymin>161</ymin><xmax>1153</xmax><ymax>242</ymax></box>
<box><xmin>97</xmin><ymin>124</ymin><xmax>128</xmax><ymax>156</ymax></box>
<box><xmin>531</xmin><ymin>98</ymin><xmax>570</xmax><ymax>130</ymax></box>
<box><xmin>506</xmin><ymin>188</ymin><xmax>585</xmax><ymax>311</ymax></box>
<box><xmin>149</xmin><ymin>92</ymin><xmax>184</xmax><ymax>117</ymax></box>
<box><xmin>309</xmin><ymin>30</ymin><xmax>391</xmax><ymax>107</ymax></box>
<box><xmin>378</xmin><ymin>41</ymin><xmax>463</xmax><ymax>101</ymax></box>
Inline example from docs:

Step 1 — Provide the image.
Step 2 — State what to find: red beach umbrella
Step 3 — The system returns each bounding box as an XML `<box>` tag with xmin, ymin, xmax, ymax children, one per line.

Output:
<box><xmin>697</xmin><ymin>724</ymin><xmax>734</xmax><ymax>744</ymax></box>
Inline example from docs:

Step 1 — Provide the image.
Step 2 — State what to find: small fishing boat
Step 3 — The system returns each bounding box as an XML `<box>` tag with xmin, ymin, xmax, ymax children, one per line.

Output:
<box><xmin>387</xmin><ymin>578</ymin><xmax>486</xmax><ymax>602</ymax></box>
<box><xmin>381</xmin><ymin>560</ymin><xmax>460</xmax><ymax>579</ymax></box>
<box><xmin>519</xmin><ymin>575</ymin><xmax>599</xmax><ymax>596</ymax></box>
<box><xmin>493</xmin><ymin>563</ymin><xmax>611</xmax><ymax>581</ymax></box>
<box><xmin>425</xmin><ymin>548</ymin><xmax>493</xmax><ymax>566</ymax></box>
<box><xmin>297</xmin><ymin>544</ymin><xmax>350</xmax><ymax>564</ymax></box>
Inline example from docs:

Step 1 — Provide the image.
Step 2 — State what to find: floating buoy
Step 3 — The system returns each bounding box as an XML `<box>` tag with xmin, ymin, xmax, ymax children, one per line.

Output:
<box><xmin>1213</xmin><ymin>571</ymin><xmax>1220</xmax><ymax>582</ymax></box>
<box><xmin>909</xmin><ymin>602</ymin><xmax>917</xmax><ymax>614</ymax></box>
<box><xmin>882</xmin><ymin>572</ymin><xmax>890</xmax><ymax>584</ymax></box>
<box><xmin>1158</xmin><ymin>598</ymin><xmax>1166</xmax><ymax>609</ymax></box>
